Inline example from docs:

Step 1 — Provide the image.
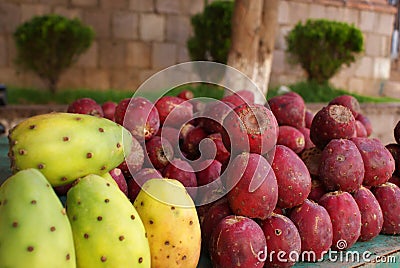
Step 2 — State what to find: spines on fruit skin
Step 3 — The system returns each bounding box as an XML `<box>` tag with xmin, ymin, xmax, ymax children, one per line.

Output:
<box><xmin>0</xmin><ymin>168</ymin><xmax>76</xmax><ymax>268</ymax></box>
<box><xmin>66</xmin><ymin>174</ymin><xmax>150</xmax><ymax>268</ymax></box>
<box><xmin>8</xmin><ymin>112</ymin><xmax>132</xmax><ymax>186</ymax></box>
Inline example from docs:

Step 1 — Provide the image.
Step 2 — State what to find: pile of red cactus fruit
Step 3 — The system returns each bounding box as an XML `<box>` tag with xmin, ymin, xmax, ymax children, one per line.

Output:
<box><xmin>64</xmin><ymin>90</ymin><xmax>400</xmax><ymax>268</ymax></box>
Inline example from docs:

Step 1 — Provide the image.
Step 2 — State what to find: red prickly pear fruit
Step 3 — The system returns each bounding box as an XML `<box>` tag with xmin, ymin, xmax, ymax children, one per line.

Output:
<box><xmin>225</xmin><ymin>152</ymin><xmax>278</xmax><ymax>219</ymax></box>
<box><xmin>201</xmin><ymin>198</ymin><xmax>232</xmax><ymax>251</ymax></box>
<box><xmin>179</xmin><ymin>123</ymin><xmax>195</xmax><ymax>141</ymax></box>
<box><xmin>355</xmin><ymin>120</ymin><xmax>368</xmax><ymax>137</ymax></box>
<box><xmin>182</xmin><ymin>126</ymin><xmax>208</xmax><ymax>159</ymax></box>
<box><xmin>155</xmin><ymin>95</ymin><xmax>193</xmax><ymax>127</ymax></box>
<box><xmin>318</xmin><ymin>191</ymin><xmax>361</xmax><ymax>250</ymax></box>
<box><xmin>203</xmin><ymin>133</ymin><xmax>230</xmax><ymax>167</ymax></box>
<box><xmin>297</xmin><ymin>127</ymin><xmax>315</xmax><ymax>151</ymax></box>
<box><xmin>267</xmin><ymin>92</ymin><xmax>306</xmax><ymax>129</ymax></box>
<box><xmin>101</xmin><ymin>101</ymin><xmax>117</xmax><ymax>121</ymax></box>
<box><xmin>118</xmin><ymin>135</ymin><xmax>144</xmax><ymax>179</ymax></box>
<box><xmin>222</xmin><ymin>103</ymin><xmax>278</xmax><ymax>155</ymax></box>
<box><xmin>144</xmin><ymin>135</ymin><xmax>174</xmax><ymax>170</ymax></box>
<box><xmin>272</xmin><ymin>206</ymin><xmax>284</xmax><ymax>215</ymax></box>
<box><xmin>385</xmin><ymin>143</ymin><xmax>400</xmax><ymax>174</ymax></box>
<box><xmin>272</xmin><ymin>145</ymin><xmax>312</xmax><ymax>209</ymax></box>
<box><xmin>209</xmin><ymin>215</ymin><xmax>266</xmax><ymax>268</ymax></box>
<box><xmin>308</xmin><ymin>179</ymin><xmax>327</xmax><ymax>202</ymax></box>
<box><xmin>109</xmin><ymin>168</ymin><xmax>128</xmax><ymax>196</ymax></box>
<box><xmin>310</xmin><ymin>104</ymin><xmax>356</xmax><ymax>149</ymax></box>
<box><xmin>156</xmin><ymin>126</ymin><xmax>180</xmax><ymax>150</ymax></box>
<box><xmin>372</xmin><ymin>182</ymin><xmax>400</xmax><ymax>234</ymax></box>
<box><xmin>53</xmin><ymin>182</ymin><xmax>73</xmax><ymax>196</ymax></box>
<box><xmin>115</xmin><ymin>97</ymin><xmax>160</xmax><ymax>141</ymax></box>
<box><xmin>259</xmin><ymin>213</ymin><xmax>301</xmax><ymax>267</ymax></box>
<box><xmin>288</xmin><ymin>199</ymin><xmax>333</xmax><ymax>261</ymax></box>
<box><xmin>351</xmin><ymin>137</ymin><xmax>395</xmax><ymax>187</ymax></box>
<box><xmin>300</xmin><ymin>147</ymin><xmax>322</xmax><ymax>178</ymax></box>
<box><xmin>352</xmin><ymin>186</ymin><xmax>383</xmax><ymax>241</ymax></box>
<box><xmin>389</xmin><ymin>173</ymin><xmax>400</xmax><ymax>187</ymax></box>
<box><xmin>67</xmin><ymin>97</ymin><xmax>104</xmax><ymax>117</ymax></box>
<box><xmin>221</xmin><ymin>89</ymin><xmax>255</xmax><ymax>107</ymax></box>
<box><xmin>319</xmin><ymin>139</ymin><xmax>364</xmax><ymax>193</ymax></box>
<box><xmin>194</xmin><ymin>159</ymin><xmax>222</xmax><ymax>186</ymax></box>
<box><xmin>127</xmin><ymin>168</ymin><xmax>162</xmax><ymax>202</ymax></box>
<box><xmin>162</xmin><ymin>158</ymin><xmax>197</xmax><ymax>198</ymax></box>
<box><xmin>277</xmin><ymin>125</ymin><xmax>305</xmax><ymax>154</ymax></box>
<box><xmin>395</xmin><ymin>120</ymin><xmax>400</xmax><ymax>144</ymax></box>
<box><xmin>356</xmin><ymin>113</ymin><xmax>373</xmax><ymax>137</ymax></box>
<box><xmin>177</xmin><ymin>89</ymin><xmax>194</xmax><ymax>100</ymax></box>
<box><xmin>198</xmin><ymin>101</ymin><xmax>235</xmax><ymax>134</ymax></box>
<box><xmin>329</xmin><ymin>95</ymin><xmax>361</xmax><ymax>117</ymax></box>
<box><xmin>305</xmin><ymin>110</ymin><xmax>314</xmax><ymax>129</ymax></box>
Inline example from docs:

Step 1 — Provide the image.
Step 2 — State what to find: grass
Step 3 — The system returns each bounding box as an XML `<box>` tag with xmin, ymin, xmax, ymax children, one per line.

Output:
<box><xmin>5</xmin><ymin>81</ymin><xmax>400</xmax><ymax>105</ymax></box>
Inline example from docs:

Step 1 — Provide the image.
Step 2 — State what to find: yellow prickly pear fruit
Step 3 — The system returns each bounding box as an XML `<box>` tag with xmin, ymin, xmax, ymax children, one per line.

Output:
<box><xmin>134</xmin><ymin>178</ymin><xmax>201</xmax><ymax>268</ymax></box>
<box><xmin>67</xmin><ymin>174</ymin><xmax>150</xmax><ymax>268</ymax></box>
<box><xmin>0</xmin><ymin>169</ymin><xmax>76</xmax><ymax>268</ymax></box>
<box><xmin>8</xmin><ymin>112</ymin><xmax>132</xmax><ymax>186</ymax></box>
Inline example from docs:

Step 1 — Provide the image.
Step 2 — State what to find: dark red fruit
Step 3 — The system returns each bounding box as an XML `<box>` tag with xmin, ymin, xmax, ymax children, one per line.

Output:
<box><xmin>127</xmin><ymin>168</ymin><xmax>162</xmax><ymax>202</ymax></box>
<box><xmin>221</xmin><ymin>89</ymin><xmax>255</xmax><ymax>107</ymax></box>
<box><xmin>109</xmin><ymin>168</ymin><xmax>128</xmax><ymax>196</ymax></box>
<box><xmin>386</xmin><ymin>143</ymin><xmax>400</xmax><ymax>174</ymax></box>
<box><xmin>144</xmin><ymin>136</ymin><xmax>174</xmax><ymax>170</ymax></box>
<box><xmin>356</xmin><ymin>113</ymin><xmax>373</xmax><ymax>137</ymax></box>
<box><xmin>101</xmin><ymin>101</ymin><xmax>117</xmax><ymax>121</ymax></box>
<box><xmin>297</xmin><ymin>127</ymin><xmax>315</xmax><ymax>151</ymax></box>
<box><xmin>54</xmin><ymin>182</ymin><xmax>73</xmax><ymax>196</ymax></box>
<box><xmin>156</xmin><ymin>126</ymin><xmax>180</xmax><ymax>151</ymax></box>
<box><xmin>277</xmin><ymin>125</ymin><xmax>305</xmax><ymax>154</ymax></box>
<box><xmin>118</xmin><ymin>135</ymin><xmax>144</xmax><ymax>178</ymax></box>
<box><xmin>182</xmin><ymin>126</ymin><xmax>208</xmax><ymax>159</ymax></box>
<box><xmin>198</xmin><ymin>101</ymin><xmax>235</xmax><ymax>134</ymax></box>
<box><xmin>328</xmin><ymin>95</ymin><xmax>361</xmax><ymax>117</ymax></box>
<box><xmin>300</xmin><ymin>147</ymin><xmax>322</xmax><ymax>178</ymax></box>
<box><xmin>155</xmin><ymin>96</ymin><xmax>193</xmax><ymax>127</ymax></box>
<box><xmin>268</xmin><ymin>92</ymin><xmax>306</xmax><ymax>128</ymax></box>
<box><xmin>177</xmin><ymin>89</ymin><xmax>194</xmax><ymax>100</ymax></box>
<box><xmin>115</xmin><ymin>97</ymin><xmax>160</xmax><ymax>141</ymax></box>
<box><xmin>194</xmin><ymin>159</ymin><xmax>222</xmax><ymax>186</ymax></box>
<box><xmin>310</xmin><ymin>104</ymin><xmax>356</xmax><ymax>149</ymax></box>
<box><xmin>162</xmin><ymin>158</ymin><xmax>197</xmax><ymax>198</ymax></box>
<box><xmin>209</xmin><ymin>215</ymin><xmax>266</xmax><ymax>268</ymax></box>
<box><xmin>203</xmin><ymin>133</ymin><xmax>230</xmax><ymax>167</ymax></box>
<box><xmin>372</xmin><ymin>182</ymin><xmax>400</xmax><ymax>234</ymax></box>
<box><xmin>355</xmin><ymin>120</ymin><xmax>368</xmax><ymax>137</ymax></box>
<box><xmin>308</xmin><ymin>179</ymin><xmax>327</xmax><ymax>202</ymax></box>
<box><xmin>67</xmin><ymin>97</ymin><xmax>104</xmax><ymax>117</ymax></box>
<box><xmin>305</xmin><ymin>110</ymin><xmax>314</xmax><ymax>129</ymax></box>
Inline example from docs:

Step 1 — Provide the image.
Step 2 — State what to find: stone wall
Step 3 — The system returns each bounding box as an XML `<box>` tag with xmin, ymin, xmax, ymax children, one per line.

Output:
<box><xmin>0</xmin><ymin>0</ymin><xmax>398</xmax><ymax>95</ymax></box>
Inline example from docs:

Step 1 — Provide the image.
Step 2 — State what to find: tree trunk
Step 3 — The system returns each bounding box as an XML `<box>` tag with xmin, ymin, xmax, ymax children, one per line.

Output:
<box><xmin>227</xmin><ymin>0</ymin><xmax>279</xmax><ymax>104</ymax></box>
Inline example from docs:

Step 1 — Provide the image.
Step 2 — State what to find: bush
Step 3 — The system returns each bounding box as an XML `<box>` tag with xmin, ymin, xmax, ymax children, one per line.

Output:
<box><xmin>13</xmin><ymin>14</ymin><xmax>94</xmax><ymax>93</ymax></box>
<box><xmin>187</xmin><ymin>0</ymin><xmax>234</xmax><ymax>63</ymax></box>
<box><xmin>285</xmin><ymin>19</ymin><xmax>363</xmax><ymax>84</ymax></box>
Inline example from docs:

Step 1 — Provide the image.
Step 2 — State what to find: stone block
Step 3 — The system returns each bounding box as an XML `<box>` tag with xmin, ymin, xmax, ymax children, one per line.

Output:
<box><xmin>83</xmin><ymin>68</ymin><xmax>110</xmax><ymax>90</ymax></box>
<box><xmin>359</xmin><ymin>10</ymin><xmax>377</xmax><ymax>32</ymax></box>
<box><xmin>330</xmin><ymin>76</ymin><xmax>348</xmax><ymax>90</ymax></box>
<box><xmin>325</xmin><ymin>6</ymin><xmax>340</xmax><ymax>22</ymax></box>
<box><xmin>155</xmin><ymin>0</ymin><xmax>180</xmax><ymax>14</ymax></box>
<box><xmin>112</xmin><ymin>11</ymin><xmax>139</xmax><ymax>40</ymax></box>
<box><xmin>83</xmin><ymin>10</ymin><xmax>111</xmax><ymax>38</ymax></box>
<box><xmin>288</xmin><ymin>1</ymin><xmax>309</xmax><ymax>25</ymax></box>
<box><xmin>21</xmin><ymin>4</ymin><xmax>51</xmax><ymax>23</ymax></box>
<box><xmin>365</xmin><ymin>33</ymin><xmax>389</xmax><ymax>57</ymax></box>
<box><xmin>180</xmin><ymin>0</ymin><xmax>204</xmax><ymax>15</ymax></box>
<box><xmin>100</xmin><ymin>0</ymin><xmax>129</xmax><ymax>10</ymax></box>
<box><xmin>274</xmin><ymin>26</ymin><xmax>291</xmax><ymax>51</ymax></box>
<box><xmin>377</xmin><ymin>13</ymin><xmax>395</xmax><ymax>36</ymax></box>
<box><xmin>271</xmin><ymin>50</ymin><xmax>286</xmax><ymax>74</ymax></box>
<box><xmin>342</xmin><ymin>7</ymin><xmax>359</xmax><ymax>25</ymax></box>
<box><xmin>0</xmin><ymin>68</ymin><xmax>21</xmax><ymax>87</ymax></box>
<box><xmin>129</xmin><ymin>0</ymin><xmax>154</xmax><ymax>12</ymax></box>
<box><xmin>54</xmin><ymin>6</ymin><xmax>82</xmax><ymax>19</ymax></box>
<box><xmin>71</xmin><ymin>0</ymin><xmax>98</xmax><ymax>7</ymax></box>
<box><xmin>140</xmin><ymin>14</ymin><xmax>165</xmax><ymax>41</ymax></box>
<box><xmin>99</xmin><ymin>41</ymin><xmax>126</xmax><ymax>68</ymax></box>
<box><xmin>6</xmin><ymin>35</ymin><xmax>17</xmax><ymax>67</ymax></box>
<box><xmin>355</xmin><ymin>57</ymin><xmax>373</xmax><ymax>78</ymax></box>
<box><xmin>166</xmin><ymin>15</ymin><xmax>191</xmax><ymax>45</ymax></box>
<box><xmin>0</xmin><ymin>36</ymin><xmax>6</xmax><ymax>67</ymax></box>
<box><xmin>278</xmin><ymin>0</ymin><xmax>290</xmax><ymax>24</ymax></box>
<box><xmin>348</xmin><ymin>77</ymin><xmax>365</xmax><ymax>94</ymax></box>
<box><xmin>126</xmin><ymin>41</ymin><xmax>151</xmax><ymax>68</ymax></box>
<box><xmin>373</xmin><ymin>57</ymin><xmax>391</xmax><ymax>79</ymax></box>
<box><xmin>77</xmin><ymin>41</ymin><xmax>98</xmax><ymax>68</ymax></box>
<box><xmin>309</xmin><ymin>3</ymin><xmax>326</xmax><ymax>19</ymax></box>
<box><xmin>152</xmin><ymin>42</ymin><xmax>177</xmax><ymax>69</ymax></box>
<box><xmin>39</xmin><ymin>0</ymin><xmax>68</xmax><ymax>5</ymax></box>
<box><xmin>57</xmin><ymin>68</ymin><xmax>84</xmax><ymax>89</ymax></box>
<box><xmin>139</xmin><ymin>69</ymin><xmax>157</xmax><ymax>85</ymax></box>
<box><xmin>110</xmin><ymin>68</ymin><xmax>140</xmax><ymax>90</ymax></box>
<box><xmin>0</xmin><ymin>2</ymin><xmax>21</xmax><ymax>33</ymax></box>
<box><xmin>177</xmin><ymin>45</ymin><xmax>190</xmax><ymax>62</ymax></box>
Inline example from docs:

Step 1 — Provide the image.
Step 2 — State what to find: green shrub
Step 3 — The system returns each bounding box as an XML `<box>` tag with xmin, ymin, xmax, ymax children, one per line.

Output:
<box><xmin>285</xmin><ymin>19</ymin><xmax>363</xmax><ymax>84</ymax></box>
<box><xmin>13</xmin><ymin>14</ymin><xmax>94</xmax><ymax>93</ymax></box>
<box><xmin>187</xmin><ymin>0</ymin><xmax>234</xmax><ymax>63</ymax></box>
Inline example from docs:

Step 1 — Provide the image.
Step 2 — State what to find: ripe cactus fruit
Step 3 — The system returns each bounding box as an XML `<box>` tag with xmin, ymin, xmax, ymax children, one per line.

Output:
<box><xmin>356</xmin><ymin>113</ymin><xmax>373</xmax><ymax>137</ymax></box>
<box><xmin>277</xmin><ymin>125</ymin><xmax>305</xmax><ymax>153</ymax></box>
<box><xmin>225</xmin><ymin>152</ymin><xmax>278</xmax><ymax>219</ymax></box>
<box><xmin>67</xmin><ymin>174</ymin><xmax>150</xmax><ymax>268</ymax></box>
<box><xmin>352</xmin><ymin>186</ymin><xmax>383</xmax><ymax>241</ymax></box>
<box><xmin>310</xmin><ymin>104</ymin><xmax>356</xmax><ymax>149</ymax></box>
<box><xmin>8</xmin><ymin>112</ymin><xmax>132</xmax><ymax>186</ymax></box>
<box><xmin>288</xmin><ymin>199</ymin><xmax>333</xmax><ymax>262</ymax></box>
<box><xmin>259</xmin><ymin>213</ymin><xmax>301</xmax><ymax>267</ymax></box>
<box><xmin>318</xmin><ymin>191</ymin><xmax>361</xmax><ymax>250</ymax></box>
<box><xmin>162</xmin><ymin>158</ymin><xmax>197</xmax><ymax>199</ymax></box>
<box><xmin>134</xmin><ymin>178</ymin><xmax>201</xmax><ymax>268</ymax></box>
<box><xmin>155</xmin><ymin>96</ymin><xmax>193</xmax><ymax>127</ymax></box>
<box><xmin>209</xmin><ymin>215</ymin><xmax>266</xmax><ymax>268</ymax></box>
<box><xmin>268</xmin><ymin>92</ymin><xmax>306</xmax><ymax>129</ymax></box>
<box><xmin>351</xmin><ymin>137</ymin><xmax>395</xmax><ymax>187</ymax></box>
<box><xmin>0</xmin><ymin>169</ymin><xmax>76</xmax><ymax>268</ymax></box>
<box><xmin>272</xmin><ymin>145</ymin><xmax>312</xmax><ymax>208</ymax></box>
<box><xmin>328</xmin><ymin>95</ymin><xmax>360</xmax><ymax>118</ymax></box>
<box><xmin>319</xmin><ymin>139</ymin><xmax>364</xmax><ymax>193</ymax></box>
<box><xmin>67</xmin><ymin>97</ymin><xmax>104</xmax><ymax>117</ymax></box>
<box><xmin>300</xmin><ymin>147</ymin><xmax>322</xmax><ymax>178</ymax></box>
<box><xmin>372</xmin><ymin>182</ymin><xmax>400</xmax><ymax>234</ymax></box>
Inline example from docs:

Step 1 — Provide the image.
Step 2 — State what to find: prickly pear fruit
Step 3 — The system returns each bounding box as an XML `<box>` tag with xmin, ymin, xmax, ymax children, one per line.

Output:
<box><xmin>0</xmin><ymin>169</ymin><xmax>76</xmax><ymax>268</ymax></box>
<box><xmin>268</xmin><ymin>91</ymin><xmax>306</xmax><ymax>129</ymax></box>
<box><xmin>328</xmin><ymin>95</ymin><xmax>360</xmax><ymax>117</ymax></box>
<box><xmin>67</xmin><ymin>174</ymin><xmax>150</xmax><ymax>268</ymax></box>
<box><xmin>277</xmin><ymin>125</ymin><xmax>305</xmax><ymax>154</ymax></box>
<box><xmin>372</xmin><ymin>182</ymin><xmax>400</xmax><ymax>234</ymax></box>
<box><xmin>356</xmin><ymin>113</ymin><xmax>373</xmax><ymax>137</ymax></box>
<box><xmin>67</xmin><ymin>97</ymin><xmax>104</xmax><ymax>117</ymax></box>
<box><xmin>134</xmin><ymin>178</ymin><xmax>201</xmax><ymax>268</ymax></box>
<box><xmin>8</xmin><ymin>112</ymin><xmax>132</xmax><ymax>186</ymax></box>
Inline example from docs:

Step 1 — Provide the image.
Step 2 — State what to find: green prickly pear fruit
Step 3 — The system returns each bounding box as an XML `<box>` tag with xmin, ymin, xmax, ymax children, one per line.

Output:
<box><xmin>66</xmin><ymin>174</ymin><xmax>150</xmax><ymax>268</ymax></box>
<box><xmin>8</xmin><ymin>112</ymin><xmax>132</xmax><ymax>186</ymax></box>
<box><xmin>134</xmin><ymin>178</ymin><xmax>201</xmax><ymax>268</ymax></box>
<box><xmin>0</xmin><ymin>168</ymin><xmax>76</xmax><ymax>268</ymax></box>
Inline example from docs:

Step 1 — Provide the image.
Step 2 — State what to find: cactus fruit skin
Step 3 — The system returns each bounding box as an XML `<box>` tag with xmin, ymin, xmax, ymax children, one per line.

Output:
<box><xmin>268</xmin><ymin>92</ymin><xmax>306</xmax><ymax>129</ymax></box>
<box><xmin>66</xmin><ymin>174</ymin><xmax>150</xmax><ymax>268</ymax></box>
<box><xmin>0</xmin><ymin>169</ymin><xmax>76</xmax><ymax>268</ymax></box>
<box><xmin>328</xmin><ymin>95</ymin><xmax>360</xmax><ymax>118</ymax></box>
<box><xmin>134</xmin><ymin>179</ymin><xmax>201</xmax><ymax>268</ymax></box>
<box><xmin>372</xmin><ymin>182</ymin><xmax>400</xmax><ymax>234</ymax></box>
<box><xmin>8</xmin><ymin>112</ymin><xmax>132</xmax><ymax>187</ymax></box>
<box><xmin>277</xmin><ymin>125</ymin><xmax>305</xmax><ymax>154</ymax></box>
